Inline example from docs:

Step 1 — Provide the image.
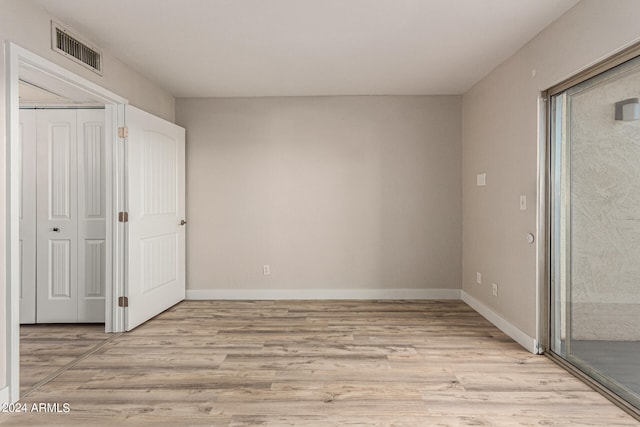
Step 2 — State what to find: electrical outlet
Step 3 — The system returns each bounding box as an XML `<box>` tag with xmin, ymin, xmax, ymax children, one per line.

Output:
<box><xmin>492</xmin><ymin>283</ymin><xmax>498</xmax><ymax>297</ymax></box>
<box><xmin>263</xmin><ymin>265</ymin><xmax>271</xmax><ymax>275</ymax></box>
<box><xmin>476</xmin><ymin>272</ymin><xmax>482</xmax><ymax>285</ymax></box>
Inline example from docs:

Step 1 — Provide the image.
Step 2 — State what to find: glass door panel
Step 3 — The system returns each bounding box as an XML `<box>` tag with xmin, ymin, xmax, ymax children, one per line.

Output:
<box><xmin>550</xmin><ymin>55</ymin><xmax>640</xmax><ymax>410</ymax></box>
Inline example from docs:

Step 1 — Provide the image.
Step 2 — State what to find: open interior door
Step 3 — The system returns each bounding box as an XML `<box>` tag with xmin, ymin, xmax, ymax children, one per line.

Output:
<box><xmin>125</xmin><ymin>106</ymin><xmax>185</xmax><ymax>330</ymax></box>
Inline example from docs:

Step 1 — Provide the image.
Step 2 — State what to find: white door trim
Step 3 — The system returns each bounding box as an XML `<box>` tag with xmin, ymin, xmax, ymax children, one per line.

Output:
<box><xmin>5</xmin><ymin>42</ymin><xmax>128</xmax><ymax>404</ymax></box>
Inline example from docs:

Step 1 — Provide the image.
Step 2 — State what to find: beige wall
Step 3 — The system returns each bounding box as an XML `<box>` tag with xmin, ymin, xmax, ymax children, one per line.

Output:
<box><xmin>0</xmin><ymin>0</ymin><xmax>175</xmax><ymax>390</ymax></box>
<box><xmin>462</xmin><ymin>0</ymin><xmax>640</xmax><ymax>339</ymax></box>
<box><xmin>4</xmin><ymin>0</ymin><xmax>640</xmax><ymax>395</ymax></box>
<box><xmin>176</xmin><ymin>96</ymin><xmax>461</xmax><ymax>295</ymax></box>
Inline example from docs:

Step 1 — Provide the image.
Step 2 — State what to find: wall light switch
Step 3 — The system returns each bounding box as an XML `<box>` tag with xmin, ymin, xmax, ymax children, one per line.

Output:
<box><xmin>520</xmin><ymin>195</ymin><xmax>527</xmax><ymax>211</ymax></box>
<box><xmin>476</xmin><ymin>272</ymin><xmax>482</xmax><ymax>285</ymax></box>
<box><xmin>492</xmin><ymin>283</ymin><xmax>498</xmax><ymax>297</ymax></box>
<box><xmin>476</xmin><ymin>173</ymin><xmax>486</xmax><ymax>187</ymax></box>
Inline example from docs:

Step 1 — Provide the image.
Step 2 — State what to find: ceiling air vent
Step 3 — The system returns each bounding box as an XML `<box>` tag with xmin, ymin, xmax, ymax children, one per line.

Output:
<box><xmin>51</xmin><ymin>21</ymin><xmax>102</xmax><ymax>75</ymax></box>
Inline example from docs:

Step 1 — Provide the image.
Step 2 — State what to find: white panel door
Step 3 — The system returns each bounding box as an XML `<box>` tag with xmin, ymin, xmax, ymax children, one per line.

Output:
<box><xmin>77</xmin><ymin>110</ymin><xmax>106</xmax><ymax>322</ymax></box>
<box><xmin>19</xmin><ymin>110</ymin><xmax>37</xmax><ymax>324</ymax></box>
<box><xmin>30</xmin><ymin>109</ymin><xmax>106</xmax><ymax>324</ymax></box>
<box><xmin>36</xmin><ymin>109</ymin><xmax>78</xmax><ymax>322</ymax></box>
<box><xmin>126</xmin><ymin>106</ymin><xmax>185</xmax><ymax>330</ymax></box>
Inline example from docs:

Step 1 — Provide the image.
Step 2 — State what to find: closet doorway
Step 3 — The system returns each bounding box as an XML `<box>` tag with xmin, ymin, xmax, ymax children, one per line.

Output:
<box><xmin>6</xmin><ymin>44</ymin><xmax>186</xmax><ymax>404</ymax></box>
<box><xmin>19</xmin><ymin>97</ymin><xmax>106</xmax><ymax>324</ymax></box>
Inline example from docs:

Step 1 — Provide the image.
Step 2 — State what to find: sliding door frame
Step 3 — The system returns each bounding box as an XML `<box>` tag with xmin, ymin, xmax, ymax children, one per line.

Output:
<box><xmin>542</xmin><ymin>40</ymin><xmax>640</xmax><ymax>421</ymax></box>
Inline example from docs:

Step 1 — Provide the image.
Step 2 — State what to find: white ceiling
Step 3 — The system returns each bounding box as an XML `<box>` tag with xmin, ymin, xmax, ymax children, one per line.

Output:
<box><xmin>33</xmin><ymin>0</ymin><xmax>579</xmax><ymax>98</ymax></box>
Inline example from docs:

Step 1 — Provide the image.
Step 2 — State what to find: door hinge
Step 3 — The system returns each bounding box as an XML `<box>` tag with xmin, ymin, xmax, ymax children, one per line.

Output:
<box><xmin>118</xmin><ymin>211</ymin><xmax>129</xmax><ymax>222</ymax></box>
<box><xmin>118</xmin><ymin>126</ymin><xmax>128</xmax><ymax>138</ymax></box>
<box><xmin>118</xmin><ymin>296</ymin><xmax>128</xmax><ymax>307</ymax></box>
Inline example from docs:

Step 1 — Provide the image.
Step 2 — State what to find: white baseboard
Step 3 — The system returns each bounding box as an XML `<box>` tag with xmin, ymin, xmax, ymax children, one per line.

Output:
<box><xmin>186</xmin><ymin>288</ymin><xmax>461</xmax><ymax>301</ymax></box>
<box><xmin>0</xmin><ymin>386</ymin><xmax>9</xmax><ymax>405</ymax></box>
<box><xmin>461</xmin><ymin>290</ymin><xmax>538</xmax><ymax>354</ymax></box>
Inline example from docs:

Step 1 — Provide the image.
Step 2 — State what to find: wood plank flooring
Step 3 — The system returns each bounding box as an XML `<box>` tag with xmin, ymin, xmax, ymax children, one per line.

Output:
<box><xmin>19</xmin><ymin>324</ymin><xmax>111</xmax><ymax>395</ymax></box>
<box><xmin>3</xmin><ymin>300</ymin><xmax>638</xmax><ymax>426</ymax></box>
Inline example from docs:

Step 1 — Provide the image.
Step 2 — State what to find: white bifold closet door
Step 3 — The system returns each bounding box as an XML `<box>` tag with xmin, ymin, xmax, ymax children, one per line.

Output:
<box><xmin>20</xmin><ymin>108</ymin><xmax>106</xmax><ymax>323</ymax></box>
<box><xmin>19</xmin><ymin>111</ymin><xmax>37</xmax><ymax>324</ymax></box>
<box><xmin>36</xmin><ymin>109</ymin><xmax>79</xmax><ymax>322</ymax></box>
<box><xmin>76</xmin><ymin>110</ymin><xmax>106</xmax><ymax>322</ymax></box>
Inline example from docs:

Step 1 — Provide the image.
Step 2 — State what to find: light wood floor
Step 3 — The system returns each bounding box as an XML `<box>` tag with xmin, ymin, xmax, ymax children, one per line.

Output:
<box><xmin>19</xmin><ymin>324</ymin><xmax>111</xmax><ymax>395</ymax></box>
<box><xmin>3</xmin><ymin>300</ymin><xmax>639</xmax><ymax>426</ymax></box>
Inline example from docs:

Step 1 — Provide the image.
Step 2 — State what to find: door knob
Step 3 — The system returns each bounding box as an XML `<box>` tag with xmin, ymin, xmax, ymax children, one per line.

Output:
<box><xmin>180</xmin><ymin>220</ymin><xmax>187</xmax><ymax>226</ymax></box>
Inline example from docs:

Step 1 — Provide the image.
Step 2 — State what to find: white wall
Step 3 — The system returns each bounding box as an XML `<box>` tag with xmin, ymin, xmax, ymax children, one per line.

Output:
<box><xmin>462</xmin><ymin>0</ymin><xmax>640</xmax><ymax>341</ymax></box>
<box><xmin>176</xmin><ymin>96</ymin><xmax>461</xmax><ymax>298</ymax></box>
<box><xmin>0</xmin><ymin>0</ymin><xmax>175</xmax><ymax>392</ymax></box>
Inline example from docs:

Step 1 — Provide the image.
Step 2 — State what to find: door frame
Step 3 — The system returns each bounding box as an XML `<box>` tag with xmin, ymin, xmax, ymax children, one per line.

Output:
<box><xmin>541</xmin><ymin>40</ymin><xmax>640</xmax><ymax>355</ymax></box>
<box><xmin>541</xmin><ymin>41</ymin><xmax>640</xmax><ymax>420</ymax></box>
<box><xmin>5</xmin><ymin>42</ymin><xmax>128</xmax><ymax>403</ymax></box>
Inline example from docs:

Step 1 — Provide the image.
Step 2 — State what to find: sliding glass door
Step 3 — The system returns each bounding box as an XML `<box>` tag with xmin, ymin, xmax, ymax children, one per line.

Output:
<box><xmin>549</xmin><ymin>54</ymin><xmax>640</xmax><ymax>411</ymax></box>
